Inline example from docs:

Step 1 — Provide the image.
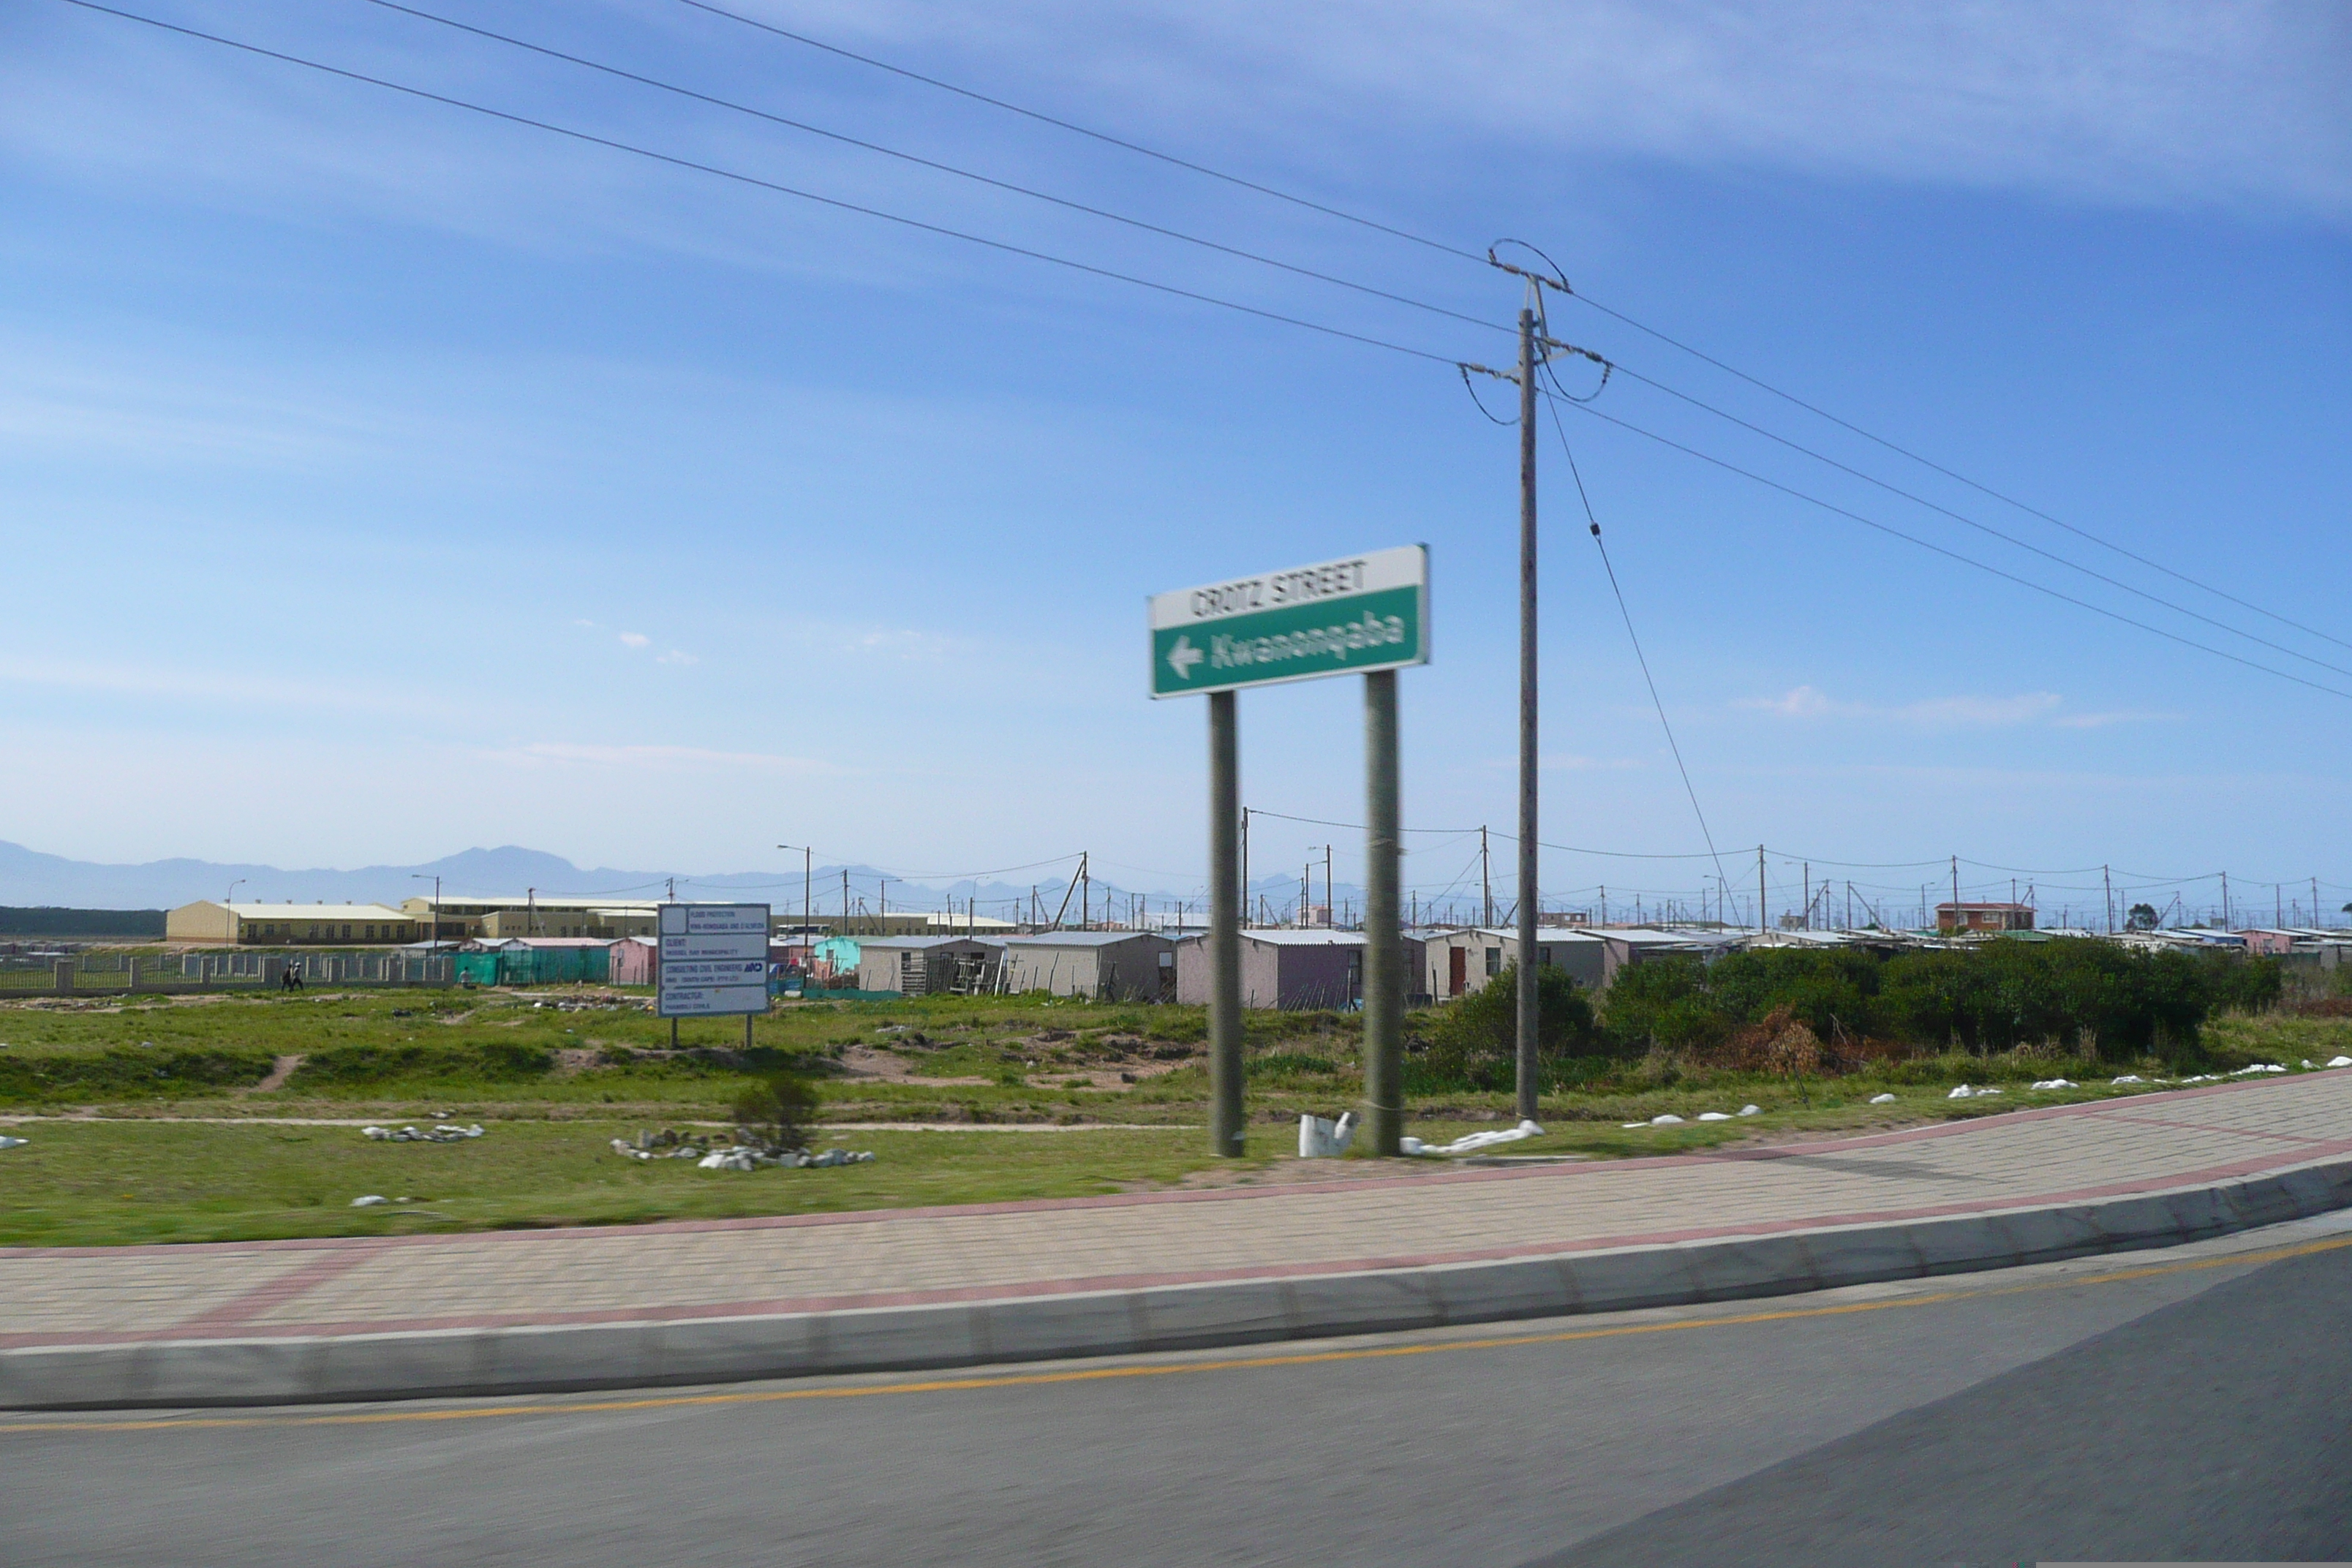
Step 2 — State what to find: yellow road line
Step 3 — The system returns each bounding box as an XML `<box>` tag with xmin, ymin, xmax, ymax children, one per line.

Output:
<box><xmin>9</xmin><ymin>1230</ymin><xmax>2348</xmax><ymax>1437</ymax></box>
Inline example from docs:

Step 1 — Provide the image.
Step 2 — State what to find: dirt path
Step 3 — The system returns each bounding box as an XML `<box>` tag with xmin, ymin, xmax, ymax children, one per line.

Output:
<box><xmin>241</xmin><ymin>1054</ymin><xmax>304</xmax><ymax>1095</ymax></box>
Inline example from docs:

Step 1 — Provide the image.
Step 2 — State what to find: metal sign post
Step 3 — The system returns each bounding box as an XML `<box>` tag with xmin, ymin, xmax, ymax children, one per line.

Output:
<box><xmin>1151</xmin><ymin>546</ymin><xmax>1428</xmax><ymax>1156</ymax></box>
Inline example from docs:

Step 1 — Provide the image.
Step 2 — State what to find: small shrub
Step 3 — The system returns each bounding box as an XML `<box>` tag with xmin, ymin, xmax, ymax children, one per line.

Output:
<box><xmin>1420</xmin><ymin>964</ymin><xmax>1596</xmax><ymax>1090</ymax></box>
<box><xmin>731</xmin><ymin>1070</ymin><xmax>818</xmax><ymax>1149</ymax></box>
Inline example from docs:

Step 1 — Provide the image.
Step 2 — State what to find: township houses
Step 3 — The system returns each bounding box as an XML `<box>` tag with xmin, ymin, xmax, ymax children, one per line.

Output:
<box><xmin>1173</xmin><ymin>929</ymin><xmax>1369</xmax><ymax>1011</ymax></box>
<box><xmin>995</xmin><ymin>931</ymin><xmax>1175</xmax><ymax>1001</ymax></box>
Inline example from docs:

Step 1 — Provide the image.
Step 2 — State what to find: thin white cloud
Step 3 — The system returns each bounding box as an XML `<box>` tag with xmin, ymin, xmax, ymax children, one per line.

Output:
<box><xmin>802</xmin><ymin>0</ymin><xmax>2351</xmax><ymax>221</ymax></box>
<box><xmin>0</xmin><ymin>654</ymin><xmax>439</xmax><ymax>719</ymax></box>
<box><xmin>655</xmin><ymin>649</ymin><xmax>699</xmax><ymax>666</ymax></box>
<box><xmin>489</xmin><ymin>742</ymin><xmax>834</xmax><ymax>774</ymax></box>
<box><xmin>1738</xmin><ymin>685</ymin><xmax>2124</xmax><ymax>728</ymax></box>
<box><xmin>617</xmin><ymin>632</ymin><xmax>651</xmax><ymax>649</ymax></box>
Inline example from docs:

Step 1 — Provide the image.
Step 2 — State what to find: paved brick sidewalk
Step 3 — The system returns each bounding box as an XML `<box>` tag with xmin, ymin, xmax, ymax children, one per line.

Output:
<box><xmin>7</xmin><ymin>1073</ymin><xmax>2351</xmax><ymax>1352</ymax></box>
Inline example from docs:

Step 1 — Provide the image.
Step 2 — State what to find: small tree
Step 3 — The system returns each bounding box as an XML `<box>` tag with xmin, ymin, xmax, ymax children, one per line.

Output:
<box><xmin>731</xmin><ymin>1069</ymin><xmax>818</xmax><ymax>1151</ymax></box>
<box><xmin>2126</xmin><ymin>902</ymin><xmax>2160</xmax><ymax>931</ymax></box>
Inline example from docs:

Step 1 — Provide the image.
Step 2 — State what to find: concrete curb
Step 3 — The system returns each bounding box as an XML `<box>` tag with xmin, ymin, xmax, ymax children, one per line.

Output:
<box><xmin>9</xmin><ymin>1155</ymin><xmax>2351</xmax><ymax>1411</ymax></box>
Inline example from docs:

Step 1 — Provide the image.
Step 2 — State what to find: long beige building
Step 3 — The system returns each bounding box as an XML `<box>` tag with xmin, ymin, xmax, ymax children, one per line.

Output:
<box><xmin>166</xmin><ymin>901</ymin><xmax>422</xmax><ymax>946</ymax></box>
<box><xmin>396</xmin><ymin>897</ymin><xmax>660</xmax><ymax>941</ymax></box>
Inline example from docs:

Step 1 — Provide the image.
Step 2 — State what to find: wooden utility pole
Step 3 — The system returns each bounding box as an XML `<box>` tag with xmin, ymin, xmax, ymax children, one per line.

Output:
<box><xmin>1514</xmin><ymin>301</ymin><xmax>1542</xmax><ymax>1120</ymax></box>
<box><xmin>1480</xmin><ymin>826</ymin><xmax>1493</xmax><ymax>928</ymax></box>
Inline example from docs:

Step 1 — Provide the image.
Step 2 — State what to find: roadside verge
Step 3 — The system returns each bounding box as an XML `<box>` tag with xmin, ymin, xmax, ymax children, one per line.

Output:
<box><xmin>8</xmin><ymin>1153</ymin><xmax>2348</xmax><ymax>1411</ymax></box>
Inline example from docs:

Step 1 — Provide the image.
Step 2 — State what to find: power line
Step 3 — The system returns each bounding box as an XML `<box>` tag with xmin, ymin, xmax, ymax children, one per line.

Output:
<box><xmin>1550</xmin><ymin>391</ymin><xmax>2352</xmax><ymax>704</ymax></box>
<box><xmin>668</xmin><ymin>0</ymin><xmax>2347</xmax><ymax>661</ymax></box>
<box><xmin>1542</xmin><ymin>383</ymin><xmax>1727</xmax><ymax>891</ymax></box>
<box><xmin>1605</xmin><ymin>360</ymin><xmax>2352</xmax><ymax>681</ymax></box>
<box><xmin>669</xmin><ymin>0</ymin><xmax>1490</xmax><ymax>267</ymax></box>
<box><xmin>59</xmin><ymin>0</ymin><xmax>1466</xmax><ymax>369</ymax></box>
<box><xmin>1560</xmin><ymin>292</ymin><xmax>2352</xmax><ymax>657</ymax></box>
<box><xmin>359</xmin><ymin>0</ymin><xmax>1512</xmax><ymax>342</ymax></box>
<box><xmin>75</xmin><ymin>0</ymin><xmax>2346</xmax><ymax>714</ymax></box>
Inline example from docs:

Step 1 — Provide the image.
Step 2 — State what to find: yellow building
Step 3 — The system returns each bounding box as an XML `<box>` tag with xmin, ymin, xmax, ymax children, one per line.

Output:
<box><xmin>166</xmin><ymin>901</ymin><xmax>423</xmax><ymax>946</ymax></box>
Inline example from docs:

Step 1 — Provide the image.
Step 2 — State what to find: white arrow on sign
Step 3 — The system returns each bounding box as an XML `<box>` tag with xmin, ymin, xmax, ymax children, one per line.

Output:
<box><xmin>1166</xmin><ymin>634</ymin><xmax>1205</xmax><ymax>682</ymax></box>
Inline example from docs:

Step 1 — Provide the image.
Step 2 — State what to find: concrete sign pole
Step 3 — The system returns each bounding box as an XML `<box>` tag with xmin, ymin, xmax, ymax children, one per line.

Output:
<box><xmin>1361</xmin><ymin>669</ymin><xmax>1403</xmax><ymax>1154</ymax></box>
<box><xmin>1208</xmin><ymin>690</ymin><xmax>1245</xmax><ymax>1157</ymax></box>
<box><xmin>1153</xmin><ymin>546</ymin><xmax>1429</xmax><ymax>1158</ymax></box>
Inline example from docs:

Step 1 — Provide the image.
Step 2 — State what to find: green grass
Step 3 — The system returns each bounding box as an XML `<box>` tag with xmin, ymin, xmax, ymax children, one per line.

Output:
<box><xmin>4</xmin><ymin>990</ymin><xmax>2347</xmax><ymax>1247</ymax></box>
<box><xmin>0</xmin><ymin>1119</ymin><xmax>1303</xmax><ymax>1248</ymax></box>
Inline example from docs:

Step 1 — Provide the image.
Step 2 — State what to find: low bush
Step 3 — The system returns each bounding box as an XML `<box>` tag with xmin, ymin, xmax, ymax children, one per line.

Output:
<box><xmin>287</xmin><ymin>1041</ymin><xmax>555</xmax><ymax>1087</ymax></box>
<box><xmin>1592</xmin><ymin>939</ymin><xmax>2277</xmax><ymax>1063</ymax></box>
<box><xmin>1415</xmin><ymin>963</ymin><xmax>1595</xmax><ymax>1091</ymax></box>
<box><xmin>0</xmin><ymin>1046</ymin><xmax>277</xmax><ymax>1102</ymax></box>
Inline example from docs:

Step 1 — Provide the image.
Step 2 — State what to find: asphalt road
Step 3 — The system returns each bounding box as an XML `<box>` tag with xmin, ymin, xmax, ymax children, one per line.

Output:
<box><xmin>8</xmin><ymin>1217</ymin><xmax>2351</xmax><ymax>1567</ymax></box>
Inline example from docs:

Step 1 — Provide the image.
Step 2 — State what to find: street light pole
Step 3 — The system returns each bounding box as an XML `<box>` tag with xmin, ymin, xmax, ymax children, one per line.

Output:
<box><xmin>777</xmin><ymin>844</ymin><xmax>814</xmax><ymax>985</ymax></box>
<box><xmin>410</xmin><ymin>874</ymin><xmax>440</xmax><ymax>949</ymax></box>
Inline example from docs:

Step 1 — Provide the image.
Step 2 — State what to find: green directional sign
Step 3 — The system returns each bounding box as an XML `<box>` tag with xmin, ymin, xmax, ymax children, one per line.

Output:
<box><xmin>1149</xmin><ymin>545</ymin><xmax>1429</xmax><ymax>698</ymax></box>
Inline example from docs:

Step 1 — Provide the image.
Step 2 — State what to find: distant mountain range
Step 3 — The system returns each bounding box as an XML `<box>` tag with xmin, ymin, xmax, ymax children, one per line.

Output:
<box><xmin>0</xmin><ymin>840</ymin><xmax>1264</xmax><ymax>919</ymax></box>
<box><xmin>0</xmin><ymin>840</ymin><xmax>1373</xmax><ymax>923</ymax></box>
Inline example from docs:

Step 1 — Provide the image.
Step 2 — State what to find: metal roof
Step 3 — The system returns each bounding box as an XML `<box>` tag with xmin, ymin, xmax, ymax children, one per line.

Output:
<box><xmin>214</xmin><ymin>902</ymin><xmax>413</xmax><ymax>920</ymax></box>
<box><xmin>998</xmin><ymin>931</ymin><xmax>1171</xmax><ymax>948</ymax></box>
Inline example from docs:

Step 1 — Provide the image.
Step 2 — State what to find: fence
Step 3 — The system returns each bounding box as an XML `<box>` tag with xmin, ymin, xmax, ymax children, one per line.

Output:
<box><xmin>453</xmin><ymin>948</ymin><xmax>610</xmax><ymax>987</ymax></box>
<box><xmin>0</xmin><ymin>949</ymin><xmax>455</xmax><ymax>993</ymax></box>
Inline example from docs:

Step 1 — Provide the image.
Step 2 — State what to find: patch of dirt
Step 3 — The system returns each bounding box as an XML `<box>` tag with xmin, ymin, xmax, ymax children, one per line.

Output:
<box><xmin>833</xmin><ymin>1045</ymin><xmax>992</xmax><ymax>1086</ymax></box>
<box><xmin>552</xmin><ymin>1047</ymin><xmax>601</xmax><ymax>1075</ymax></box>
<box><xmin>240</xmin><ymin>1054</ymin><xmax>305</xmax><ymax>1095</ymax></box>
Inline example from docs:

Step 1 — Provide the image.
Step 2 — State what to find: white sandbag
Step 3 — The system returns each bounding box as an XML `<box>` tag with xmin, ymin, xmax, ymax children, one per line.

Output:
<box><xmin>1868</xmin><ymin>1093</ymin><xmax>1897</xmax><ymax>1104</ymax></box>
<box><xmin>0</xmin><ymin>1134</ymin><xmax>26</xmax><ymax>1150</ymax></box>
<box><xmin>1650</xmin><ymin>1113</ymin><xmax>1684</xmax><ymax>1126</ymax></box>
<box><xmin>351</xmin><ymin>1194</ymin><xmax>388</xmax><ymax>1207</ymax></box>
<box><xmin>2111</xmin><ymin>1074</ymin><xmax>2146</xmax><ymax>1085</ymax></box>
<box><xmin>1738</xmin><ymin>1104</ymin><xmax>1761</xmax><ymax>1116</ymax></box>
<box><xmin>1403</xmin><ymin>1119</ymin><xmax>1544</xmax><ymax>1157</ymax></box>
<box><xmin>2030</xmin><ymin>1079</ymin><xmax>2078</xmax><ymax>1090</ymax></box>
<box><xmin>2329</xmin><ymin>1056</ymin><xmax>2352</xmax><ymax>1068</ymax></box>
<box><xmin>1298</xmin><ymin>1111</ymin><xmax>1359</xmax><ymax>1158</ymax></box>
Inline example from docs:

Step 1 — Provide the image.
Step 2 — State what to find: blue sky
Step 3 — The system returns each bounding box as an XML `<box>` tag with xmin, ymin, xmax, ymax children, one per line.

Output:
<box><xmin>2</xmin><ymin>0</ymin><xmax>2347</xmax><ymax>924</ymax></box>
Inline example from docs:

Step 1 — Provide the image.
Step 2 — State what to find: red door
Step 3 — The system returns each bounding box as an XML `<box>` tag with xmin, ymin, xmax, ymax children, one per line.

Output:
<box><xmin>1448</xmin><ymin>947</ymin><xmax>1466</xmax><ymax>997</ymax></box>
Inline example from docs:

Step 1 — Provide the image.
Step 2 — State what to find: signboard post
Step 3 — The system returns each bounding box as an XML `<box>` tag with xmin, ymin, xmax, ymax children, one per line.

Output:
<box><xmin>1150</xmin><ymin>547</ymin><xmax>1426</xmax><ymax>1157</ymax></box>
<box><xmin>656</xmin><ymin>902</ymin><xmax>771</xmax><ymax>1048</ymax></box>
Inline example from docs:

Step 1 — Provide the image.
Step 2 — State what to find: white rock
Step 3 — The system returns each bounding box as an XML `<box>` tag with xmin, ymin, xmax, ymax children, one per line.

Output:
<box><xmin>0</xmin><ymin>1135</ymin><xmax>27</xmax><ymax>1150</ymax></box>
<box><xmin>1738</xmin><ymin>1104</ymin><xmax>1762</xmax><ymax>1117</ymax></box>
<box><xmin>351</xmin><ymin>1194</ymin><xmax>389</xmax><ymax>1207</ymax></box>
<box><xmin>1650</xmin><ymin>1113</ymin><xmax>1685</xmax><ymax>1126</ymax></box>
<box><xmin>1696</xmin><ymin>1112</ymin><xmax>1732</xmax><ymax>1122</ymax></box>
<box><xmin>2030</xmin><ymin>1079</ymin><xmax>2078</xmax><ymax>1090</ymax></box>
<box><xmin>1869</xmin><ymin>1093</ymin><xmax>1898</xmax><ymax>1104</ymax></box>
<box><xmin>2329</xmin><ymin>1056</ymin><xmax>2352</xmax><ymax>1068</ymax></box>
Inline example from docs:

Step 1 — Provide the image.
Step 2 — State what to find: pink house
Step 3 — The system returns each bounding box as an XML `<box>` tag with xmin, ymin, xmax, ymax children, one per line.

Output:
<box><xmin>608</xmin><ymin>936</ymin><xmax>657</xmax><ymax>986</ymax></box>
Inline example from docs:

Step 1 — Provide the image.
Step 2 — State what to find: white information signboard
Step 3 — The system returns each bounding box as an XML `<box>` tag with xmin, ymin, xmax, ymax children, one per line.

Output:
<box><xmin>656</xmin><ymin>902</ymin><xmax>770</xmax><ymax>1018</ymax></box>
